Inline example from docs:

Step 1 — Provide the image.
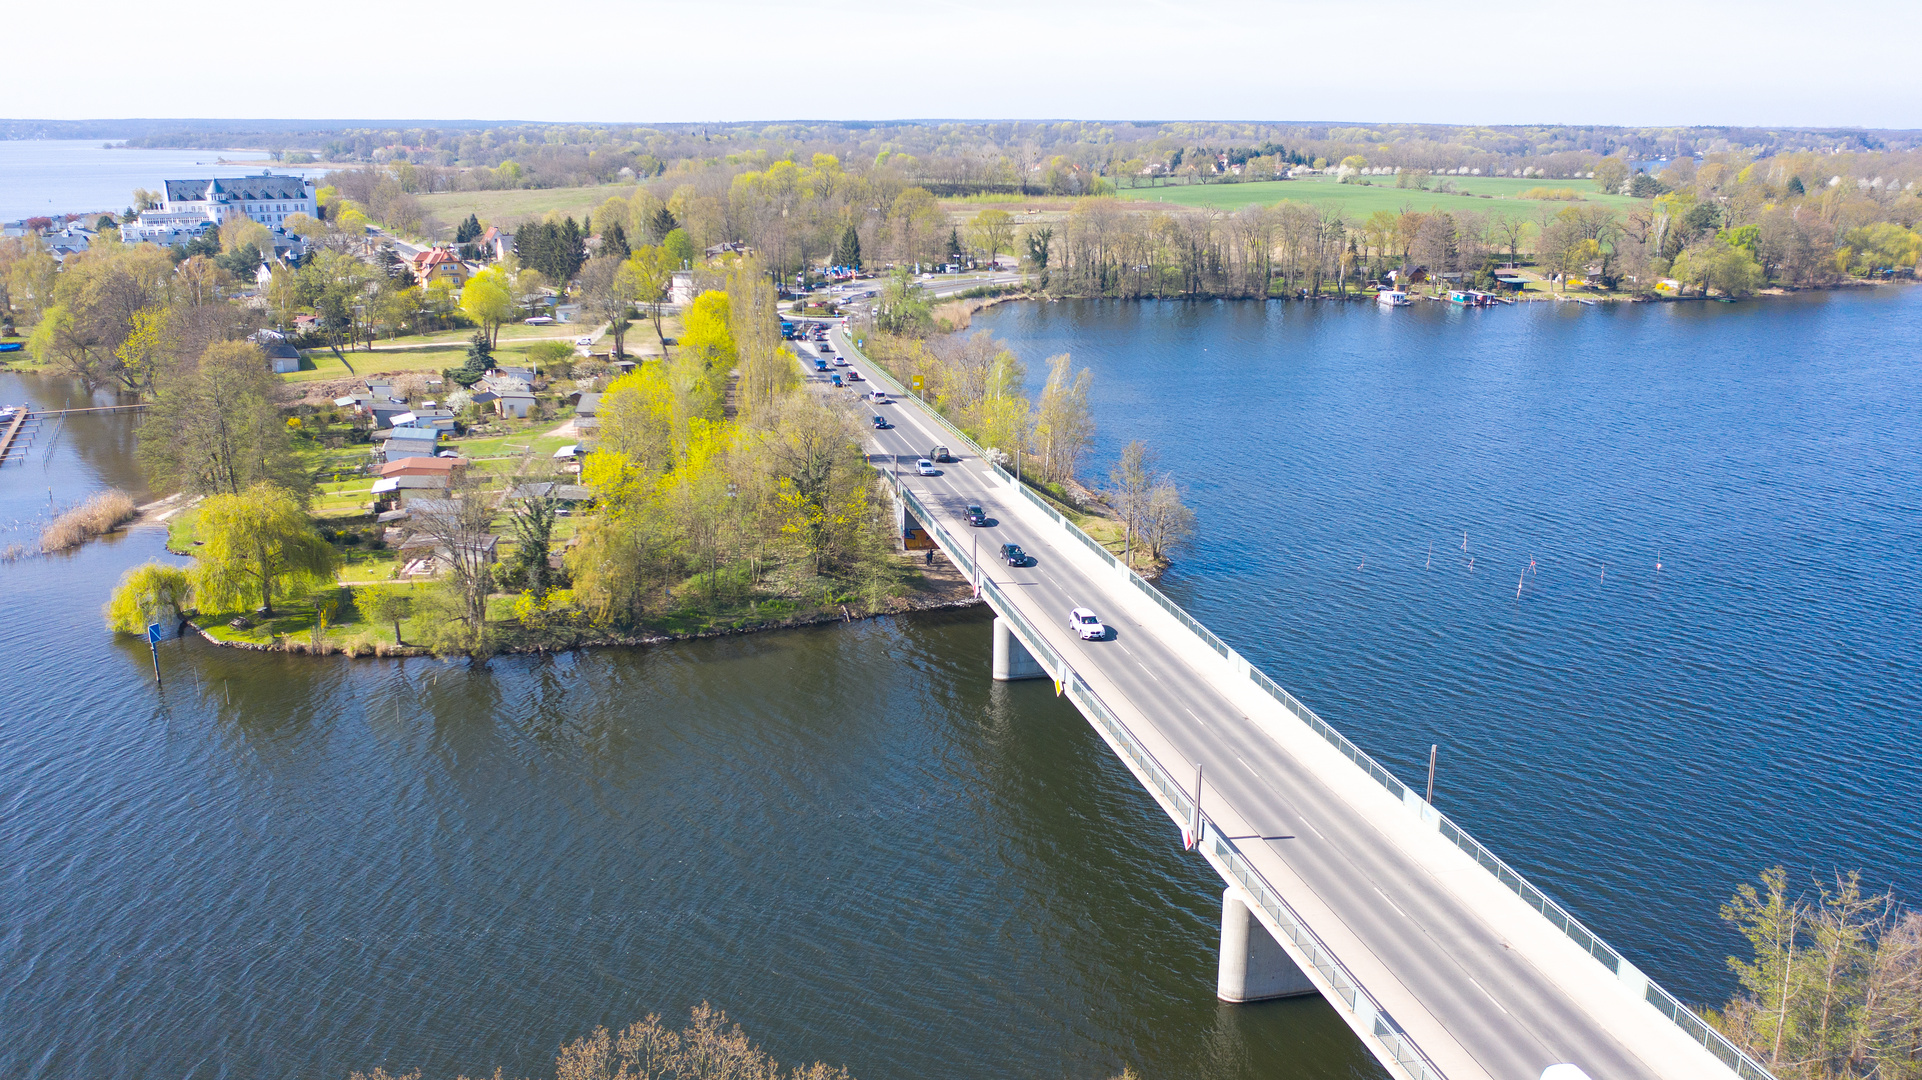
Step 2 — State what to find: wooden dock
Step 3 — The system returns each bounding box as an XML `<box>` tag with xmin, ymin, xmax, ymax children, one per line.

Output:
<box><xmin>0</xmin><ymin>403</ymin><xmax>147</xmax><ymax>464</ymax></box>
<box><xmin>0</xmin><ymin>407</ymin><xmax>30</xmax><ymax>464</ymax></box>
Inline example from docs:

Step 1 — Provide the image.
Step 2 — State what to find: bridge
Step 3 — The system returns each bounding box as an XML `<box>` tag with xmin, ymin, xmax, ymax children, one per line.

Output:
<box><xmin>819</xmin><ymin>324</ymin><xmax>1772</xmax><ymax>1080</ymax></box>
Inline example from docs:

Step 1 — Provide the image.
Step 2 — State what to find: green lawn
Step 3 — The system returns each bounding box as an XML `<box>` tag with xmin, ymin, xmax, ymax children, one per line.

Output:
<box><xmin>417</xmin><ymin>186</ymin><xmax>638</xmax><ymax>233</ymax></box>
<box><xmin>371</xmin><ymin>322</ymin><xmax>603</xmax><ymax>348</ymax></box>
<box><xmin>283</xmin><ymin>348</ymin><xmax>450</xmax><ymax>384</ymax></box>
<box><xmin>1121</xmin><ymin>175</ymin><xmax>1647</xmax><ymax>222</ymax></box>
<box><xmin>447</xmin><ymin>417</ymin><xmax>577</xmax><ymax>461</ymax></box>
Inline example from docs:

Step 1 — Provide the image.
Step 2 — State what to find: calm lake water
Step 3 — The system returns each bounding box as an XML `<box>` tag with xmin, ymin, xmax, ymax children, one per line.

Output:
<box><xmin>3</xmin><ymin>287</ymin><xmax>1920</xmax><ymax>1079</ymax></box>
<box><xmin>978</xmin><ymin>288</ymin><xmax>1922</xmax><ymax>1002</ymax></box>
<box><xmin>0</xmin><ymin>140</ymin><xmax>272</xmax><ymax>222</ymax></box>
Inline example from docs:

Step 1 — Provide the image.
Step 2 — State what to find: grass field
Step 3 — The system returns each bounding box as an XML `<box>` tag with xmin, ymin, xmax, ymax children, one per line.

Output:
<box><xmin>283</xmin><ymin>349</ymin><xmax>450</xmax><ymax>383</ymax></box>
<box><xmin>1120</xmin><ymin>175</ymin><xmax>1646</xmax><ymax>221</ymax></box>
<box><xmin>417</xmin><ymin>186</ymin><xmax>638</xmax><ymax>232</ymax></box>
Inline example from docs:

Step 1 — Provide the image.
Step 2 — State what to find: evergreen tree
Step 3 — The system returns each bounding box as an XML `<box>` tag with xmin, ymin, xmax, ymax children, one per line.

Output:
<box><xmin>1786</xmin><ymin>175</ymin><xmax>1806</xmax><ymax>196</ymax></box>
<box><xmin>450</xmin><ymin>329</ymin><xmax>493</xmax><ymax>386</ymax></box>
<box><xmin>945</xmin><ymin>227</ymin><xmax>965</xmax><ymax>263</ymax></box>
<box><xmin>649</xmin><ymin>205</ymin><xmax>679</xmax><ymax>244</ymax></box>
<box><xmin>455</xmin><ymin>213</ymin><xmax>483</xmax><ymax>243</ymax></box>
<box><xmin>833</xmin><ymin>223</ymin><xmax>861</xmax><ymax>269</ymax></box>
<box><xmin>515</xmin><ymin>224</ymin><xmax>553</xmax><ymax>278</ymax></box>
<box><xmin>602</xmin><ymin>221</ymin><xmax>631</xmax><ymax>261</ymax></box>
<box><xmin>557</xmin><ymin>217</ymin><xmax>588</xmax><ymax>283</ymax></box>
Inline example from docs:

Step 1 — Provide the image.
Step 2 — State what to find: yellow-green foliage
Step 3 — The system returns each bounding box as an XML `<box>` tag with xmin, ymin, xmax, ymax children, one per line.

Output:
<box><xmin>104</xmin><ymin>562</ymin><xmax>193</xmax><ymax>634</ymax></box>
<box><xmin>1521</xmin><ymin>187</ymin><xmax>1584</xmax><ymax>201</ymax></box>
<box><xmin>679</xmin><ymin>291</ymin><xmax>736</xmax><ymax>368</ymax></box>
<box><xmin>193</xmin><ymin>483</ymin><xmax>340</xmax><ymax>616</ymax></box>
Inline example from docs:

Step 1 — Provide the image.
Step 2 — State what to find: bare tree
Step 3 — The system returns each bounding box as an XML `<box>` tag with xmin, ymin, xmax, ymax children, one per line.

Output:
<box><xmin>1108</xmin><ymin>440</ymin><xmax>1156</xmax><ymax>566</ymax></box>
<box><xmin>1140</xmin><ymin>481</ymin><xmax>1195</xmax><ymax>562</ymax></box>
<box><xmin>1033</xmin><ymin>352</ymin><xmax>1094</xmax><ymax>485</ymax></box>
<box><xmin>408</xmin><ymin>471</ymin><xmax>501</xmax><ymax>658</ymax></box>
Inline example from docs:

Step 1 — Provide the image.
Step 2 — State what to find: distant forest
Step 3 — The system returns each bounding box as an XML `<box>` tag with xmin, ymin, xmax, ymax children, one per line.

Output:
<box><xmin>4</xmin><ymin>118</ymin><xmax>1919</xmax><ymax>195</ymax></box>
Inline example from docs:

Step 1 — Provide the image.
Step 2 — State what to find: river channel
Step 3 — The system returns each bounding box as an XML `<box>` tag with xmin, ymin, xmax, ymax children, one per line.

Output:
<box><xmin>3</xmin><ymin>286</ymin><xmax>1919</xmax><ymax>1080</ymax></box>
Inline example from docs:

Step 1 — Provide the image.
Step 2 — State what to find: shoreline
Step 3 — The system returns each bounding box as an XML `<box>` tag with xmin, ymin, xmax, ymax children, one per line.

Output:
<box><xmin>180</xmin><ymin>587</ymin><xmax>989</xmax><ymax>661</ymax></box>
<box><xmin>1019</xmin><ymin>276</ymin><xmax>1905</xmax><ymax>305</ymax></box>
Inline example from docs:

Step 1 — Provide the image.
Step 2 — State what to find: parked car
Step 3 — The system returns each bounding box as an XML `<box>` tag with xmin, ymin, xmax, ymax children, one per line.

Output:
<box><xmin>872</xmin><ymin>415</ymin><xmax>889</xmax><ymax>429</ymax></box>
<box><xmin>524</xmin><ymin>316</ymin><xmax>555</xmax><ymax>325</ymax></box>
<box><xmin>1001</xmin><ymin>542</ymin><xmax>1033</xmax><ymax>567</ymax></box>
<box><xmin>929</xmin><ymin>444</ymin><xmax>952</xmax><ymax>462</ymax></box>
<box><xmin>965</xmin><ymin>504</ymin><xmax>986</xmax><ymax>526</ymax></box>
<box><xmin>1069</xmin><ymin>607</ymin><xmax>1107</xmax><ymax>640</ymax></box>
<box><xmin>915</xmin><ymin>458</ymin><xmax>938</xmax><ymax>476</ymax></box>
<box><xmin>437</xmin><ymin>450</ymin><xmax>461</xmax><ymax>459</ymax></box>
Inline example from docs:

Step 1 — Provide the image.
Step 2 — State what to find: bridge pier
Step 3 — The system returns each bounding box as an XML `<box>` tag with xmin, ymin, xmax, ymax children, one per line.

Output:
<box><xmin>1217</xmin><ymin>888</ymin><xmax>1316</xmax><ymax>1002</ymax></box>
<box><xmin>991</xmin><ymin>617</ymin><xmax>1045</xmax><ymax>681</ymax></box>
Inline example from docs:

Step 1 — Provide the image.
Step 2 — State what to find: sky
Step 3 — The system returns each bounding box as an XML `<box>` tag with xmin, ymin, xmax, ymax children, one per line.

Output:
<box><xmin>8</xmin><ymin>0</ymin><xmax>1920</xmax><ymax>129</ymax></box>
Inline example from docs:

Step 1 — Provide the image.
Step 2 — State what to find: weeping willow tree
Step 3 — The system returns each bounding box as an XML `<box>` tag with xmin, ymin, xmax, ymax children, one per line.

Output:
<box><xmin>192</xmin><ymin>484</ymin><xmax>338</xmax><ymax>617</ymax></box>
<box><xmin>103</xmin><ymin>562</ymin><xmax>193</xmax><ymax>634</ymax></box>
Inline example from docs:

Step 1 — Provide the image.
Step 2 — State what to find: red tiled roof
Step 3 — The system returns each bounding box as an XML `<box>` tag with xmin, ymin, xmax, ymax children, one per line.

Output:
<box><xmin>378</xmin><ymin>456</ymin><xmax>459</xmax><ymax>476</ymax></box>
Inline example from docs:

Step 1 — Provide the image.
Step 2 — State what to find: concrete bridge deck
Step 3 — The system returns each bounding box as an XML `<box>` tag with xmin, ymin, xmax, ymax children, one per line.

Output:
<box><xmin>823</xmin><ymin>326</ymin><xmax>1770</xmax><ymax>1080</ymax></box>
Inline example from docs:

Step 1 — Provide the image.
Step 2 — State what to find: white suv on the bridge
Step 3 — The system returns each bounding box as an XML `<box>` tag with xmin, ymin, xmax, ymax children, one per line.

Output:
<box><xmin>1069</xmin><ymin>607</ymin><xmax>1107</xmax><ymax>641</ymax></box>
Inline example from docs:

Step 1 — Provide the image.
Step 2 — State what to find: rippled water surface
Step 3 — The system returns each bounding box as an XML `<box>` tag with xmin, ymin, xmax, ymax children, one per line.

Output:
<box><xmin>977</xmin><ymin>290</ymin><xmax>1922</xmax><ymax>1006</ymax></box>
<box><xmin>4</xmin><ymin>286</ymin><xmax>1920</xmax><ymax>1079</ymax></box>
<box><xmin>0</xmin><ymin>372</ymin><xmax>1368</xmax><ymax>1079</ymax></box>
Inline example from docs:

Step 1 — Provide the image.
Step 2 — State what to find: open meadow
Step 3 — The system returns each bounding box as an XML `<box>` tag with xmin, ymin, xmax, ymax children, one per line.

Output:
<box><xmin>416</xmin><ymin>185</ymin><xmax>637</xmax><ymax>233</ymax></box>
<box><xmin>1119</xmin><ymin>174</ymin><xmax>1646</xmax><ymax>220</ymax></box>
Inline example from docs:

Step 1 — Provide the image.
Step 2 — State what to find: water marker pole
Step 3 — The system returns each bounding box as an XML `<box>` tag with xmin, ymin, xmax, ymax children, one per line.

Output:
<box><xmin>1426</xmin><ymin>744</ymin><xmax>1438</xmax><ymax>804</ymax></box>
<box><xmin>146</xmin><ymin>623</ymin><xmax>162</xmax><ymax>687</ymax></box>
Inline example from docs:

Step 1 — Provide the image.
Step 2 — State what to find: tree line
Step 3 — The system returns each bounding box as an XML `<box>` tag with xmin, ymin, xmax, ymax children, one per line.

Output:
<box><xmin>1025</xmin><ymin>151</ymin><xmax>1920</xmax><ymax>300</ymax></box>
<box><xmin>1717</xmin><ymin>867</ymin><xmax>1922</xmax><ymax>1080</ymax></box>
<box><xmin>861</xmin><ymin>303</ymin><xmax>1195</xmax><ymax>571</ymax></box>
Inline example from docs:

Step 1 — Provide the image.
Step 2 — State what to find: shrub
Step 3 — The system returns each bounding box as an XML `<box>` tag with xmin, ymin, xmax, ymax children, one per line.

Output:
<box><xmin>1521</xmin><ymin>187</ymin><xmax>1584</xmax><ymax>201</ymax></box>
<box><xmin>104</xmin><ymin>562</ymin><xmax>193</xmax><ymax>634</ymax></box>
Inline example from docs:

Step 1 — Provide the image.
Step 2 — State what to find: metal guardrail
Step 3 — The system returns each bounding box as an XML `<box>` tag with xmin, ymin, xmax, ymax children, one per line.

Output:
<box><xmin>851</xmin><ymin>331</ymin><xmax>1772</xmax><ymax>1080</ymax></box>
<box><xmin>890</xmin><ymin>472</ymin><xmax>1441</xmax><ymax>1080</ymax></box>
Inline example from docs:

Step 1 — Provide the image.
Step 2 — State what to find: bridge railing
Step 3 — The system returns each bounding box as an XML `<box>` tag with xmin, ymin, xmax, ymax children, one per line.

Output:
<box><xmin>852</xmin><ymin>331</ymin><xmax>1773</xmax><ymax>1080</ymax></box>
<box><xmin>888</xmin><ymin>472</ymin><xmax>1441</xmax><ymax>1080</ymax></box>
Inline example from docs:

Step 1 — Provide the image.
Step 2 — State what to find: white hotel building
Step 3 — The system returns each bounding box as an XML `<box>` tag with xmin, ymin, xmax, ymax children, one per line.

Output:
<box><xmin>122</xmin><ymin>172</ymin><xmax>319</xmax><ymax>245</ymax></box>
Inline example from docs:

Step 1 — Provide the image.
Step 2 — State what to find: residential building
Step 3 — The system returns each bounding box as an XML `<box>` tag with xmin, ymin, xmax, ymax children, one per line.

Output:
<box><xmin>121</xmin><ymin>172</ymin><xmax>317</xmax><ymax>245</ymax></box>
<box><xmin>263</xmin><ymin>343</ymin><xmax>302</xmax><ymax>373</ymax></box>
<box><xmin>379</xmin><ymin>456</ymin><xmax>463</xmax><ymax>479</ymax></box>
<box><xmin>493</xmin><ymin>392</ymin><xmax>536</xmax><ymax>419</ymax></box>
<box><xmin>670</xmin><ymin>270</ymin><xmax>696</xmax><ymax>306</ymax></box>
<box><xmin>409</xmin><ymin>247</ymin><xmax>470</xmax><ymax>289</ymax></box>
<box><xmin>379</xmin><ymin>432</ymin><xmax>440</xmax><ymax>462</ymax></box>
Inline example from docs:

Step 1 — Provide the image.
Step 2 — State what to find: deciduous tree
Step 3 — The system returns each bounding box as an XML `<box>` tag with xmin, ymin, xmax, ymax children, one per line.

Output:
<box><xmin>192</xmin><ymin>484</ymin><xmax>338</xmax><ymax>617</ymax></box>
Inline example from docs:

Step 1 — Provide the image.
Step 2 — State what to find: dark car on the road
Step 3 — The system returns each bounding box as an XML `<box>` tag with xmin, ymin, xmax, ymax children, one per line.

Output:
<box><xmin>1001</xmin><ymin>542</ymin><xmax>1033</xmax><ymax>567</ymax></box>
<box><xmin>872</xmin><ymin>415</ymin><xmax>889</xmax><ymax>429</ymax></box>
<box><xmin>965</xmin><ymin>504</ymin><xmax>986</xmax><ymax>526</ymax></box>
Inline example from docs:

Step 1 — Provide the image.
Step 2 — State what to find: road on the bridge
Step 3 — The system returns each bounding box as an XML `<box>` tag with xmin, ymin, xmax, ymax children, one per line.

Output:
<box><xmin>789</xmin><ymin>328</ymin><xmax>1702</xmax><ymax>1080</ymax></box>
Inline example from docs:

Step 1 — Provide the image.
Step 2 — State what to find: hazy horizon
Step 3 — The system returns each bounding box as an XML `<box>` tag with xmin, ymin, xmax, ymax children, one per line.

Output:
<box><xmin>10</xmin><ymin>0</ymin><xmax>1919</xmax><ymax>130</ymax></box>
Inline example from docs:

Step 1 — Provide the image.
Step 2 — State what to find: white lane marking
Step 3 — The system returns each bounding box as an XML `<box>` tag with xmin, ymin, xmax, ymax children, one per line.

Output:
<box><xmin>1183</xmin><ymin>707</ymin><xmax>1210</xmax><ymax>730</ymax></box>
<box><xmin>1236</xmin><ymin>754</ymin><xmax>1326</xmax><ymax>839</ymax></box>
<box><xmin>1372</xmin><ymin>885</ymin><xmax>1409</xmax><ymax>920</ymax></box>
<box><xmin>1467</xmin><ymin>975</ymin><xmax>1510</xmax><ymax>1015</ymax></box>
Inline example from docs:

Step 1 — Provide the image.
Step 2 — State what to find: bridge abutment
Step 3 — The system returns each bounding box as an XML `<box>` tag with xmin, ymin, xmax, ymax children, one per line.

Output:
<box><xmin>1217</xmin><ymin>888</ymin><xmax>1316</xmax><ymax>1002</ymax></box>
<box><xmin>991</xmin><ymin>616</ymin><xmax>1046</xmax><ymax>681</ymax></box>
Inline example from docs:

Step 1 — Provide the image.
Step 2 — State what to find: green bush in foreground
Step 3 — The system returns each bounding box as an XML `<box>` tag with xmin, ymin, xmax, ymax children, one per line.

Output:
<box><xmin>103</xmin><ymin>562</ymin><xmax>192</xmax><ymax>634</ymax></box>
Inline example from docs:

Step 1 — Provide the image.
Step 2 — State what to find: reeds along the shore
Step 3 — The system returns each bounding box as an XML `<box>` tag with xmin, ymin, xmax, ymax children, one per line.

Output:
<box><xmin>40</xmin><ymin>489</ymin><xmax>136</xmax><ymax>553</ymax></box>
